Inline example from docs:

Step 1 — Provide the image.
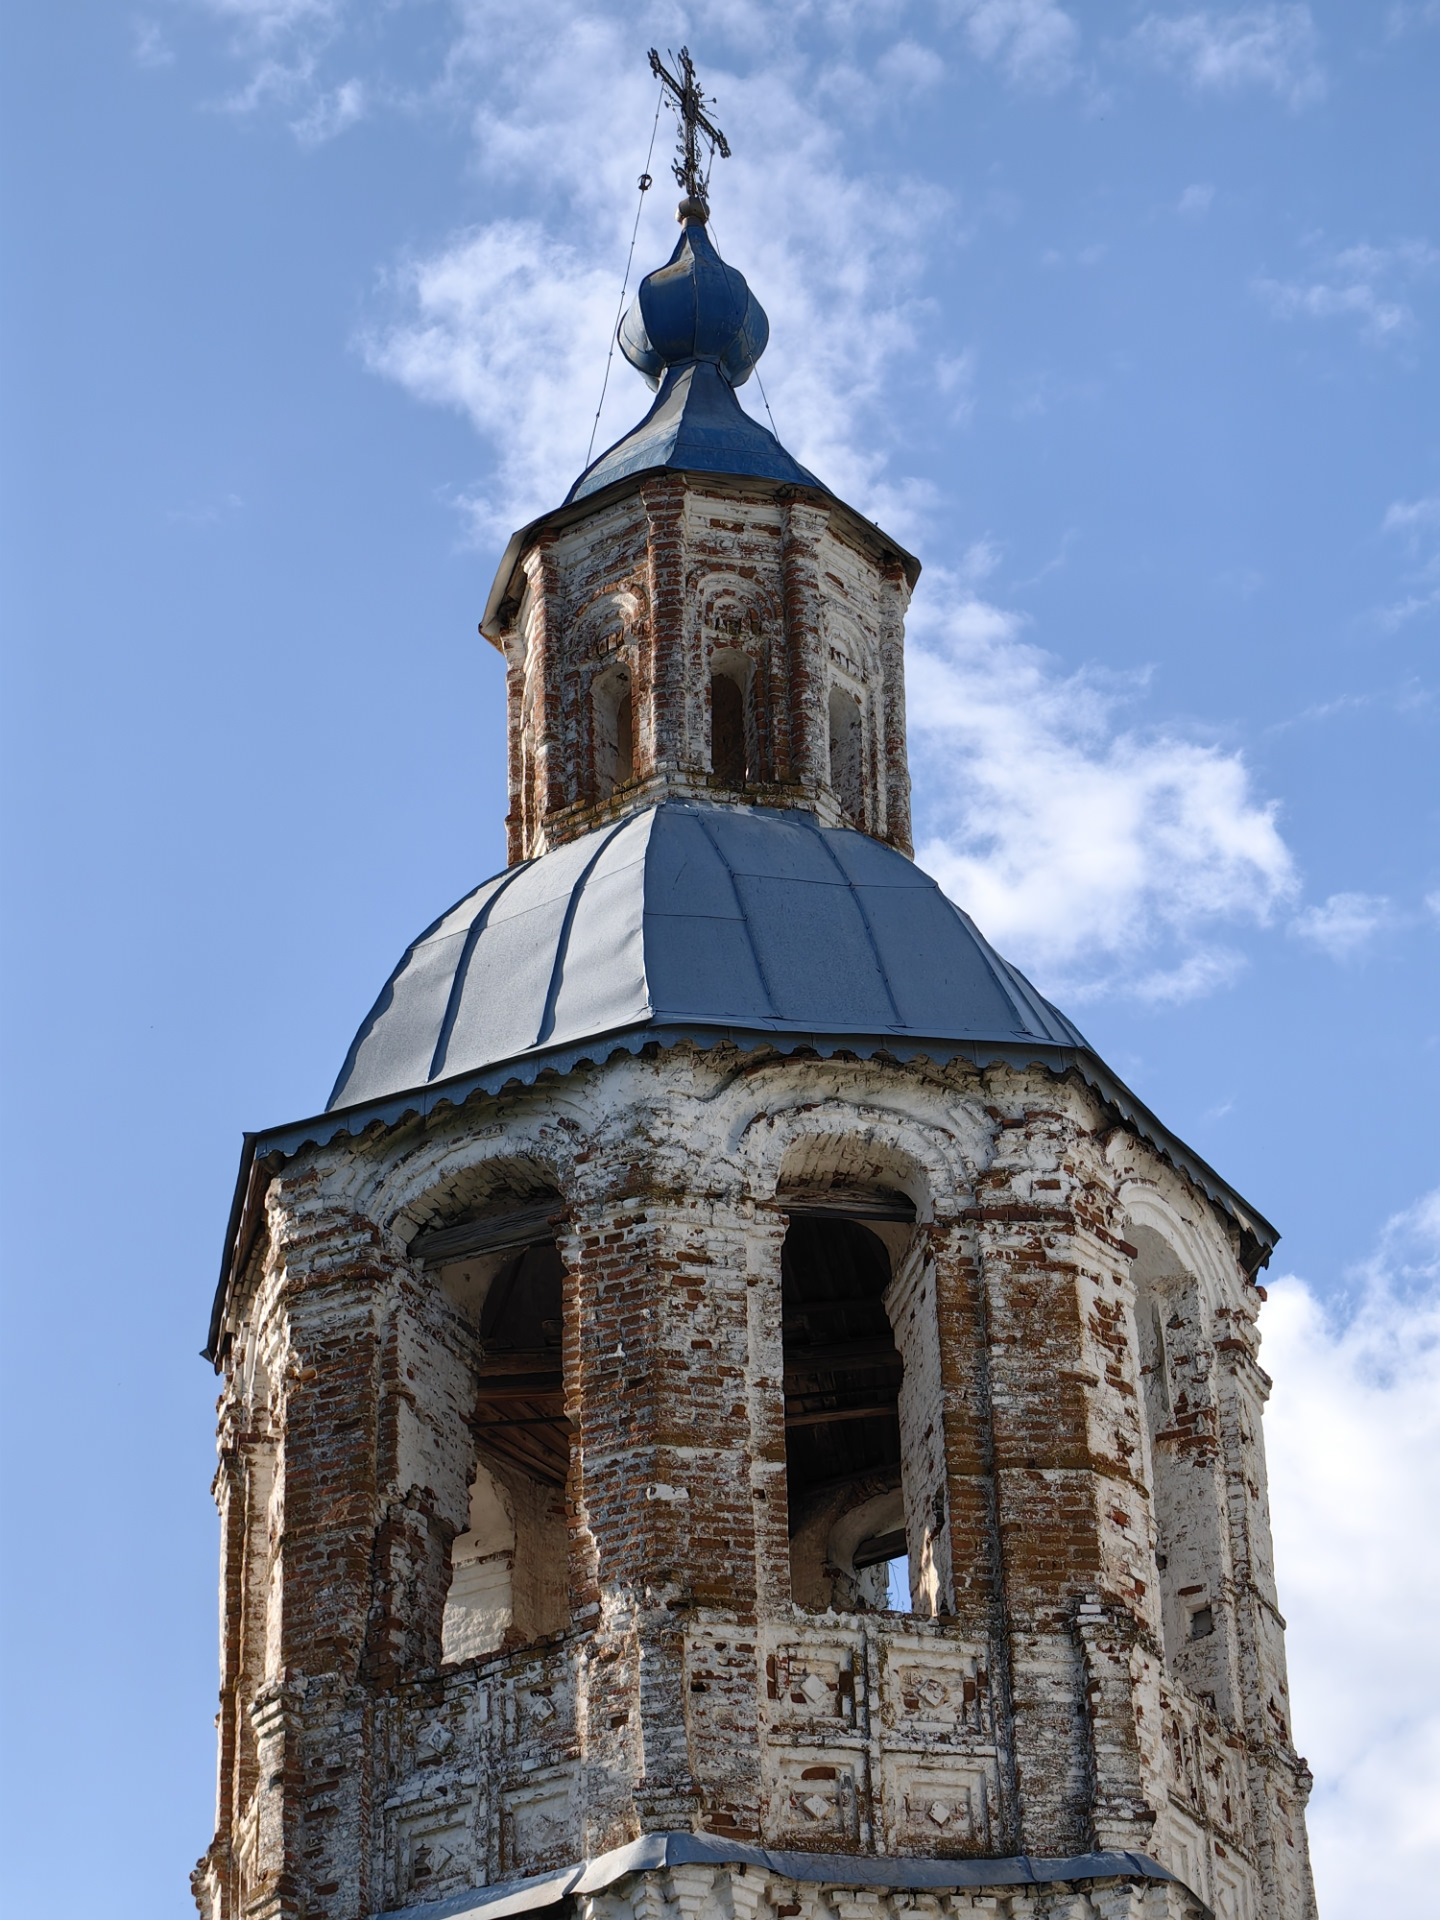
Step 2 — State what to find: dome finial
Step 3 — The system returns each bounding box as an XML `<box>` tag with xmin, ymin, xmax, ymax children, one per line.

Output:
<box><xmin>648</xmin><ymin>45</ymin><xmax>730</xmax><ymax>222</ymax></box>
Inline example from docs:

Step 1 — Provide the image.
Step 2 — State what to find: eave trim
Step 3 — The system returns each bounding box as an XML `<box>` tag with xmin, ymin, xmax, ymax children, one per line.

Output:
<box><xmin>378</xmin><ymin>1831</ymin><xmax>1204</xmax><ymax>1920</ymax></box>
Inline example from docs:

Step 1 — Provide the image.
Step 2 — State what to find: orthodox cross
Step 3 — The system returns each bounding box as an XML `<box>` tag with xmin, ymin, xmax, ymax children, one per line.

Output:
<box><xmin>648</xmin><ymin>46</ymin><xmax>730</xmax><ymax>207</ymax></box>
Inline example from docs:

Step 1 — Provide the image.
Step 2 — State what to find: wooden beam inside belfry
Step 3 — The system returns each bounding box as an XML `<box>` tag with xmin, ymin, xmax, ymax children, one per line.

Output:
<box><xmin>784</xmin><ymin>1398</ymin><xmax>901</xmax><ymax>1430</ymax></box>
<box><xmin>410</xmin><ymin>1201</ymin><xmax>564</xmax><ymax>1267</ymax></box>
<box><xmin>775</xmin><ymin>1190</ymin><xmax>916</xmax><ymax>1224</ymax></box>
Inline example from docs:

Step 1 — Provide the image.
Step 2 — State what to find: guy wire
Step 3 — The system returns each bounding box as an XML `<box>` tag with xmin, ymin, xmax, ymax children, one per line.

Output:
<box><xmin>704</xmin><ymin>206</ymin><xmax>783</xmax><ymax>445</ymax></box>
<box><xmin>584</xmin><ymin>87</ymin><xmax>664</xmax><ymax>473</ymax></box>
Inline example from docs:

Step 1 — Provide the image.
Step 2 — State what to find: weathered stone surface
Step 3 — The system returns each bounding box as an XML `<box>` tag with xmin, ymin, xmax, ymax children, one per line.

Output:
<box><xmin>197</xmin><ymin>465</ymin><xmax>1312</xmax><ymax>1920</ymax></box>
<box><xmin>490</xmin><ymin>476</ymin><xmax>914</xmax><ymax>864</ymax></box>
<box><xmin>197</xmin><ymin>1048</ymin><xmax>1314</xmax><ymax>1920</ymax></box>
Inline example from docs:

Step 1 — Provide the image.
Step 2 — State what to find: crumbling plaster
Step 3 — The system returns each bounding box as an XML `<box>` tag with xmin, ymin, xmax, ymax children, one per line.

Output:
<box><xmin>199</xmin><ymin>1044</ymin><xmax>1313</xmax><ymax>1920</ymax></box>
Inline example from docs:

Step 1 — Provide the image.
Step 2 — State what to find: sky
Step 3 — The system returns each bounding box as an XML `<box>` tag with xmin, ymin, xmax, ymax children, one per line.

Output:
<box><xmin>0</xmin><ymin>2</ymin><xmax>1436</xmax><ymax>1913</ymax></box>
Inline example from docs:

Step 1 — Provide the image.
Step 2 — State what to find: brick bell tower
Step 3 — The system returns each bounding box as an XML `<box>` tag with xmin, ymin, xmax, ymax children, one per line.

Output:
<box><xmin>197</xmin><ymin>57</ymin><xmax>1316</xmax><ymax>1920</ymax></box>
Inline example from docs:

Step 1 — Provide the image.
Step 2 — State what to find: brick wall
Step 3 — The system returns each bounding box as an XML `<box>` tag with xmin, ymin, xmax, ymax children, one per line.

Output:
<box><xmin>198</xmin><ymin>1048</ymin><xmax>1315</xmax><ymax>1920</ymax></box>
<box><xmin>491</xmin><ymin>477</ymin><xmax>915</xmax><ymax>862</ymax></box>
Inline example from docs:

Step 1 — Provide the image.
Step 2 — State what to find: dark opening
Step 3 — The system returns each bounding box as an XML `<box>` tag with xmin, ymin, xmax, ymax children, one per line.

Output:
<box><xmin>710</xmin><ymin>671</ymin><xmax>747</xmax><ymax>786</ymax></box>
<box><xmin>1189</xmin><ymin>1605</ymin><xmax>1215</xmax><ymax>1641</ymax></box>
<box><xmin>782</xmin><ymin>1217</ymin><xmax>904</xmax><ymax>1534</ymax></box>
<box><xmin>472</xmin><ymin>1241</ymin><xmax>568</xmax><ymax>1486</ymax></box>
<box><xmin>614</xmin><ymin>691</ymin><xmax>633</xmax><ymax>787</ymax></box>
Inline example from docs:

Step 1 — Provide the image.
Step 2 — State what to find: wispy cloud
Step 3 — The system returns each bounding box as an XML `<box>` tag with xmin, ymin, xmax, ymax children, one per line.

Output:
<box><xmin>196</xmin><ymin>0</ymin><xmax>343</xmax><ymax>42</ymax></box>
<box><xmin>363</xmin><ymin>5</ymin><xmax>952</xmax><ymax>543</ymax></box>
<box><xmin>1291</xmin><ymin>890</ymin><xmax>1395</xmax><ymax>959</ymax></box>
<box><xmin>132</xmin><ymin>17</ymin><xmax>175</xmax><ymax>68</ymax></box>
<box><xmin>945</xmin><ymin>0</ymin><xmax>1082</xmax><ymax>92</ymax></box>
<box><xmin>217</xmin><ymin>0</ymin><xmax>1301</xmax><ymax>1009</ymax></box>
<box><xmin>1264</xmin><ymin>1189</ymin><xmax>1440</xmax><ymax>1908</ymax></box>
<box><xmin>192</xmin><ymin>0</ymin><xmax>355</xmax><ymax>129</ymax></box>
<box><xmin>1255</xmin><ymin>238</ymin><xmax>1439</xmax><ymax>347</ymax></box>
<box><xmin>1385</xmin><ymin>0</ymin><xmax>1440</xmax><ymax>37</ymax></box>
<box><xmin>905</xmin><ymin>578</ymin><xmax>1296</xmax><ymax>1001</ymax></box>
<box><xmin>1376</xmin><ymin>492</ymin><xmax>1440</xmax><ymax>627</ymax></box>
<box><xmin>1176</xmin><ymin>181</ymin><xmax>1215</xmax><ymax>216</ymax></box>
<box><xmin>1128</xmin><ymin>5</ymin><xmax>1326</xmax><ymax>108</ymax></box>
<box><xmin>291</xmin><ymin>74</ymin><xmax>366</xmax><ymax>146</ymax></box>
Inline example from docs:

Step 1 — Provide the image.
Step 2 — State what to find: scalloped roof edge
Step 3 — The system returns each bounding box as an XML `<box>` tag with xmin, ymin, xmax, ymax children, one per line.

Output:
<box><xmin>380</xmin><ymin>1830</ymin><xmax>1206</xmax><ymax>1920</ymax></box>
<box><xmin>205</xmin><ymin>1022</ymin><xmax>1278</xmax><ymax>1364</ymax></box>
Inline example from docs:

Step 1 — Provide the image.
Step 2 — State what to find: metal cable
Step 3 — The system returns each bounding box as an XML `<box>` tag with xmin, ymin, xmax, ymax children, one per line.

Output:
<box><xmin>703</xmin><ymin>207</ymin><xmax>783</xmax><ymax>445</ymax></box>
<box><xmin>584</xmin><ymin>87</ymin><xmax>664</xmax><ymax>472</ymax></box>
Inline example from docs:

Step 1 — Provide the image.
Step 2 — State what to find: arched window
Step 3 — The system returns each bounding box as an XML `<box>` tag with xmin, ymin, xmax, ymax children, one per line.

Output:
<box><xmin>709</xmin><ymin>653</ymin><xmax>751</xmax><ymax>787</ymax></box>
<box><xmin>420</xmin><ymin>1207</ymin><xmax>572</xmax><ymax>1663</ymax></box>
<box><xmin>595</xmin><ymin>666</ymin><xmax>633</xmax><ymax>799</ymax></box>
<box><xmin>1130</xmin><ymin>1225</ymin><xmax>1233</xmax><ymax>1712</ymax></box>
<box><xmin>781</xmin><ymin>1212</ymin><xmax>911</xmax><ymax>1612</ymax></box>
<box><xmin>828</xmin><ymin>685</ymin><xmax>864</xmax><ymax>826</ymax></box>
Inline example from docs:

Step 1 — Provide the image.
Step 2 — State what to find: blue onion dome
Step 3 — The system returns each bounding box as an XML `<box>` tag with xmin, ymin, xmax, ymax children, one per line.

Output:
<box><xmin>619</xmin><ymin>214</ymin><xmax>769</xmax><ymax>391</ymax></box>
<box><xmin>565</xmin><ymin>209</ymin><xmax>816</xmax><ymax>504</ymax></box>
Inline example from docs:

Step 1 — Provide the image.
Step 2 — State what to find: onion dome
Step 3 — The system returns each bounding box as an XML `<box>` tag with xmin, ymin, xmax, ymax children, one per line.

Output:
<box><xmin>618</xmin><ymin>218</ymin><xmax>769</xmax><ymax>390</ymax></box>
<box><xmin>566</xmin><ymin>212</ymin><xmax>819</xmax><ymax>503</ymax></box>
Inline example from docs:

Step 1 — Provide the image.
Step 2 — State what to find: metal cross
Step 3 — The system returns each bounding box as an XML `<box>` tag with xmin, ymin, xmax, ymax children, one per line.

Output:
<box><xmin>648</xmin><ymin>46</ymin><xmax>730</xmax><ymax>208</ymax></box>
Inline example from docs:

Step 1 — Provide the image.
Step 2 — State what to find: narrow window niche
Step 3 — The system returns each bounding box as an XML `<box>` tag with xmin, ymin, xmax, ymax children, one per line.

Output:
<box><xmin>594</xmin><ymin>664</ymin><xmax>634</xmax><ymax>799</ymax></box>
<box><xmin>425</xmin><ymin>1211</ymin><xmax>572</xmax><ymax>1663</ymax></box>
<box><xmin>781</xmin><ymin>1213</ymin><xmax>911</xmax><ymax>1613</ymax></box>
<box><xmin>1130</xmin><ymin>1222</ymin><xmax>1234</xmax><ymax>1714</ymax></box>
<box><xmin>827</xmin><ymin>684</ymin><xmax>864</xmax><ymax>826</ymax></box>
<box><xmin>709</xmin><ymin>649</ymin><xmax>753</xmax><ymax>788</ymax></box>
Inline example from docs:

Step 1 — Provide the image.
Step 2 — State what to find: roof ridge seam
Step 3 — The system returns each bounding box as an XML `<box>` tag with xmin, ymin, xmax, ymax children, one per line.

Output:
<box><xmin>428</xmin><ymin>860</ymin><xmax>539</xmax><ymax>1085</ymax></box>
<box><xmin>682</xmin><ymin>801</ymin><xmax>781</xmax><ymax>1020</ymax></box>
<box><xmin>799</xmin><ymin>815</ymin><xmax>906</xmax><ymax>1029</ymax></box>
<box><xmin>326</xmin><ymin>869</ymin><xmax>522</xmax><ymax>1111</ymax></box>
<box><xmin>534</xmin><ymin>813</ymin><xmax>650</xmax><ymax>1050</ymax></box>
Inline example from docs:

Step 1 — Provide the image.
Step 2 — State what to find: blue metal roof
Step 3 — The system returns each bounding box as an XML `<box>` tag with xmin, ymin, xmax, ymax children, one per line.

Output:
<box><xmin>567</xmin><ymin>360</ymin><xmax>820</xmax><ymax>503</ymax></box>
<box><xmin>565</xmin><ymin>217</ymin><xmax>821</xmax><ymax>504</ymax></box>
<box><xmin>328</xmin><ymin>801</ymin><xmax>1087</xmax><ymax>1113</ymax></box>
<box><xmin>618</xmin><ymin>220</ymin><xmax>769</xmax><ymax>390</ymax></box>
<box><xmin>208</xmin><ymin>801</ymin><xmax>1276</xmax><ymax>1360</ymax></box>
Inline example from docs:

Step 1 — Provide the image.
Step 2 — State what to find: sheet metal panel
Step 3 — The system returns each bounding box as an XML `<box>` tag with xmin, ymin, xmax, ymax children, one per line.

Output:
<box><xmin>331</xmin><ymin>801</ymin><xmax>1097</xmax><ymax>1113</ymax></box>
<box><xmin>381</xmin><ymin>1831</ymin><xmax>1196</xmax><ymax>1920</ymax></box>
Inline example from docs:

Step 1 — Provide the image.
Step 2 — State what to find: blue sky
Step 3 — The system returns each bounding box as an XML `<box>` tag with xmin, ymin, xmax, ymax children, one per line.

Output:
<box><xmin>1</xmin><ymin>2</ymin><xmax>1436</xmax><ymax>1912</ymax></box>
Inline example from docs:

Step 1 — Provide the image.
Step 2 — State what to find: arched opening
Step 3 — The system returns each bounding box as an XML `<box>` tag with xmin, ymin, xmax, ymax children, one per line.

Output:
<box><xmin>413</xmin><ymin>1196</ymin><xmax>572</xmax><ymax>1662</ymax></box>
<box><xmin>828</xmin><ymin>684</ymin><xmax>864</xmax><ymax>826</ymax></box>
<box><xmin>709</xmin><ymin>649</ymin><xmax>753</xmax><ymax>787</ymax></box>
<box><xmin>781</xmin><ymin>1208</ymin><xmax>912</xmax><ymax>1612</ymax></box>
<box><xmin>1129</xmin><ymin>1223</ymin><xmax>1233</xmax><ymax>1712</ymax></box>
<box><xmin>595</xmin><ymin>665</ymin><xmax>634</xmax><ymax>798</ymax></box>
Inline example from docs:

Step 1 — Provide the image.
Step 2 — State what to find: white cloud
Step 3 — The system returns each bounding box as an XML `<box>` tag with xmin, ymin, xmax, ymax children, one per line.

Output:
<box><xmin>1377</xmin><ymin>492</ymin><xmax>1440</xmax><ymax>627</ymax></box>
<box><xmin>876</xmin><ymin>38</ymin><xmax>946</xmax><ymax>90</ymax></box>
<box><xmin>1255</xmin><ymin>237</ymin><xmax>1439</xmax><ymax>347</ymax></box>
<box><xmin>1128</xmin><ymin>5</ymin><xmax>1325</xmax><ymax>107</ymax></box>
<box><xmin>133</xmin><ymin>17</ymin><xmax>175</xmax><ymax>67</ymax></box>
<box><xmin>196</xmin><ymin>0</ymin><xmax>342</xmax><ymax>42</ymax></box>
<box><xmin>1263</xmin><ymin>1189</ymin><xmax>1440</xmax><ymax>1908</ymax></box>
<box><xmin>1177</xmin><ymin>182</ymin><xmax>1214</xmax><ymax>216</ymax></box>
<box><xmin>362</xmin><ymin>221</ymin><xmax>626</xmax><ymax>543</ymax></box>
<box><xmin>945</xmin><ymin>0</ymin><xmax>1082</xmax><ymax>91</ymax></box>
<box><xmin>1385</xmin><ymin>0</ymin><xmax>1440</xmax><ymax>35</ymax></box>
<box><xmin>277</xmin><ymin>0</ymin><xmax>1299</xmax><ymax>1010</ymax></box>
<box><xmin>1383</xmin><ymin>494</ymin><xmax>1440</xmax><ymax>538</ymax></box>
<box><xmin>191</xmin><ymin>0</ymin><xmax>350</xmax><ymax>127</ymax></box>
<box><xmin>904</xmin><ymin>576</ymin><xmax>1297</xmax><ymax>1000</ymax></box>
<box><xmin>291</xmin><ymin>74</ymin><xmax>365</xmax><ymax>146</ymax></box>
<box><xmin>1291</xmin><ymin>890</ymin><xmax>1395</xmax><ymax>959</ymax></box>
<box><xmin>363</xmin><ymin>4</ymin><xmax>952</xmax><ymax>542</ymax></box>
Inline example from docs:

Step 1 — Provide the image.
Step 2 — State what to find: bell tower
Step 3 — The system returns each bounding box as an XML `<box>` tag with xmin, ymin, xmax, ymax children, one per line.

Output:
<box><xmin>484</xmin><ymin>211</ymin><xmax>916</xmax><ymax>866</ymax></box>
<box><xmin>197</xmin><ymin>55</ymin><xmax>1316</xmax><ymax>1920</ymax></box>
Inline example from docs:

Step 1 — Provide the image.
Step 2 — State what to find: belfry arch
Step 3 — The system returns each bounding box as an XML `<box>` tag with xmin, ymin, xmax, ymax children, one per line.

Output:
<box><xmin>403</xmin><ymin>1176</ymin><xmax>574</xmax><ymax>1665</ymax></box>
